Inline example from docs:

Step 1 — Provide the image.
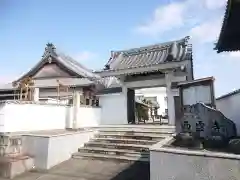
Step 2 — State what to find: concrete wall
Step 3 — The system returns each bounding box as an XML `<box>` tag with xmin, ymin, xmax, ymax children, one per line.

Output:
<box><xmin>0</xmin><ymin>101</ymin><xmax>102</xmax><ymax>133</ymax></box>
<box><xmin>150</xmin><ymin>150</ymin><xmax>240</xmax><ymax>180</ymax></box>
<box><xmin>98</xmin><ymin>93</ymin><xmax>128</xmax><ymax>125</ymax></box>
<box><xmin>67</xmin><ymin>106</ymin><xmax>101</xmax><ymax>128</ymax></box>
<box><xmin>216</xmin><ymin>93</ymin><xmax>240</xmax><ymax>135</ymax></box>
<box><xmin>0</xmin><ymin>102</ymin><xmax>67</xmax><ymax>132</ymax></box>
<box><xmin>22</xmin><ymin>130</ymin><xmax>95</xmax><ymax>170</ymax></box>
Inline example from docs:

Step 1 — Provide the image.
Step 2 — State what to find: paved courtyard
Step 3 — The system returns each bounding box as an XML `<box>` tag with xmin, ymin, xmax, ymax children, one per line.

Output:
<box><xmin>1</xmin><ymin>158</ymin><xmax>150</xmax><ymax>180</ymax></box>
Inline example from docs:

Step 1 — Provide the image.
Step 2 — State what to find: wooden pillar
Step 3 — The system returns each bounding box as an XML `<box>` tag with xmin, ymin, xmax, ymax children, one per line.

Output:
<box><xmin>127</xmin><ymin>88</ymin><xmax>135</xmax><ymax>124</ymax></box>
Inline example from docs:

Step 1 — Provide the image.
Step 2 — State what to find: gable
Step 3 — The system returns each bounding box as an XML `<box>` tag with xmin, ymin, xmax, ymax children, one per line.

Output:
<box><xmin>15</xmin><ymin>43</ymin><xmax>98</xmax><ymax>83</ymax></box>
<box><xmin>33</xmin><ymin>63</ymin><xmax>74</xmax><ymax>79</ymax></box>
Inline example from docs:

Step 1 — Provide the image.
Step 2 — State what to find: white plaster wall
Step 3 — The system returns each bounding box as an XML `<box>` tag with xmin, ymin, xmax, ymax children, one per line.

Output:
<box><xmin>0</xmin><ymin>103</ymin><xmax>6</xmax><ymax>132</ymax></box>
<box><xmin>216</xmin><ymin>93</ymin><xmax>240</xmax><ymax>135</ymax></box>
<box><xmin>0</xmin><ymin>103</ymin><xmax>67</xmax><ymax>133</ymax></box>
<box><xmin>47</xmin><ymin>131</ymin><xmax>95</xmax><ymax>169</ymax></box>
<box><xmin>98</xmin><ymin>93</ymin><xmax>128</xmax><ymax>125</ymax></box>
<box><xmin>0</xmin><ymin>102</ymin><xmax>102</xmax><ymax>133</ymax></box>
<box><xmin>67</xmin><ymin>106</ymin><xmax>101</xmax><ymax>128</ymax></box>
<box><xmin>22</xmin><ymin>131</ymin><xmax>95</xmax><ymax>170</ymax></box>
<box><xmin>77</xmin><ymin>107</ymin><xmax>101</xmax><ymax>127</ymax></box>
<box><xmin>22</xmin><ymin>136</ymin><xmax>49</xmax><ymax>169</ymax></box>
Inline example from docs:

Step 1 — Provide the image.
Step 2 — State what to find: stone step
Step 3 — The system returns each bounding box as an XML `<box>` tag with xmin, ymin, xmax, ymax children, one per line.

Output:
<box><xmin>98</xmin><ymin>129</ymin><xmax>175</xmax><ymax>134</ymax></box>
<box><xmin>84</xmin><ymin>142</ymin><xmax>150</xmax><ymax>151</ymax></box>
<box><xmin>74</xmin><ymin>126</ymin><xmax>173</xmax><ymax>162</ymax></box>
<box><xmin>78</xmin><ymin>146</ymin><xmax>150</xmax><ymax>155</ymax></box>
<box><xmin>96</xmin><ymin>125</ymin><xmax>175</xmax><ymax>130</ymax></box>
<box><xmin>76</xmin><ymin>151</ymin><xmax>149</xmax><ymax>158</ymax></box>
<box><xmin>72</xmin><ymin>152</ymin><xmax>150</xmax><ymax>162</ymax></box>
<box><xmin>96</xmin><ymin>133</ymin><xmax>166</xmax><ymax>141</ymax></box>
<box><xmin>91</xmin><ymin>137</ymin><xmax>157</xmax><ymax>145</ymax></box>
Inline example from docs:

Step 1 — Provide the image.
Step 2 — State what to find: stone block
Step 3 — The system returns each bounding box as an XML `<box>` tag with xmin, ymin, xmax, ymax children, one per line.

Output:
<box><xmin>0</xmin><ymin>156</ymin><xmax>34</xmax><ymax>179</ymax></box>
<box><xmin>180</xmin><ymin>103</ymin><xmax>237</xmax><ymax>140</ymax></box>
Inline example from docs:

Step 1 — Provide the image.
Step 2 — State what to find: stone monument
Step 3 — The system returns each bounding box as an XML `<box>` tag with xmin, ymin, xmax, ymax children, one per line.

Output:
<box><xmin>181</xmin><ymin>103</ymin><xmax>237</xmax><ymax>142</ymax></box>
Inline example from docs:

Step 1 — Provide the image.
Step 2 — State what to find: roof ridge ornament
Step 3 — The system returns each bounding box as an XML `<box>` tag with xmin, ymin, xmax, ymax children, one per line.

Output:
<box><xmin>42</xmin><ymin>42</ymin><xmax>57</xmax><ymax>61</ymax></box>
<box><xmin>166</xmin><ymin>41</ymin><xmax>178</xmax><ymax>61</ymax></box>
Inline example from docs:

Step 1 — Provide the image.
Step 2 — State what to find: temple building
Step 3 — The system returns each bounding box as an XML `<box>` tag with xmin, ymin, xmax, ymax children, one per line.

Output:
<box><xmin>0</xmin><ymin>36</ymin><xmax>193</xmax><ymax>125</ymax></box>
<box><xmin>215</xmin><ymin>0</ymin><xmax>240</xmax><ymax>52</ymax></box>
<box><xmin>0</xmin><ymin>43</ymin><xmax>102</xmax><ymax>106</ymax></box>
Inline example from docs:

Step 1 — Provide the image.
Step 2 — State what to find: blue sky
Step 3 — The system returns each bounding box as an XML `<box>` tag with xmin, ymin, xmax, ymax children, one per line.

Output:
<box><xmin>0</xmin><ymin>0</ymin><xmax>239</xmax><ymax>96</ymax></box>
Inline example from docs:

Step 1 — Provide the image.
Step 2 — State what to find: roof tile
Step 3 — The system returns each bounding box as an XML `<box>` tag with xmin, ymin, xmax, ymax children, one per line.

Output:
<box><xmin>105</xmin><ymin>37</ymin><xmax>191</xmax><ymax>71</ymax></box>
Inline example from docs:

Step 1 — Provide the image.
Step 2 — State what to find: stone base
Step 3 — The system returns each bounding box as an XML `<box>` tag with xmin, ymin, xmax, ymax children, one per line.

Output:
<box><xmin>0</xmin><ymin>155</ymin><xmax>34</xmax><ymax>179</ymax></box>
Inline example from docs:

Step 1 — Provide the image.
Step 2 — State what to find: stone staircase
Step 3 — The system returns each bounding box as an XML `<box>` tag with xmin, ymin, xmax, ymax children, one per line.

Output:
<box><xmin>72</xmin><ymin>125</ymin><xmax>175</xmax><ymax>162</ymax></box>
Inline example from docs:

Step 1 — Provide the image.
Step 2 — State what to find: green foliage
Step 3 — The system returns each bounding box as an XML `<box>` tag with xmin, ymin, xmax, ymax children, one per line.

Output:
<box><xmin>135</xmin><ymin>102</ymin><xmax>149</xmax><ymax>122</ymax></box>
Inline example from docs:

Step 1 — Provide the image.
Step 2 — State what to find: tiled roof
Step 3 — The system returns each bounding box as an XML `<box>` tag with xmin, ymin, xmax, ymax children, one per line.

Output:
<box><xmin>215</xmin><ymin>0</ymin><xmax>240</xmax><ymax>52</ymax></box>
<box><xmin>103</xmin><ymin>36</ymin><xmax>191</xmax><ymax>71</ymax></box>
<box><xmin>135</xmin><ymin>98</ymin><xmax>150</xmax><ymax>107</ymax></box>
<box><xmin>16</xmin><ymin>43</ymin><xmax>100</xmax><ymax>82</ymax></box>
<box><xmin>145</xmin><ymin>97</ymin><xmax>159</xmax><ymax>108</ymax></box>
<box><xmin>177</xmin><ymin>77</ymin><xmax>215</xmax><ymax>87</ymax></box>
<box><xmin>216</xmin><ymin>88</ymin><xmax>240</xmax><ymax>100</ymax></box>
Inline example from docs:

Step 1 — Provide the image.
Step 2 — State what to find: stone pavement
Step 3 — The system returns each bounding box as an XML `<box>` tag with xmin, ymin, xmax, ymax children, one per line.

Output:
<box><xmin>0</xmin><ymin>158</ymin><xmax>150</xmax><ymax>180</ymax></box>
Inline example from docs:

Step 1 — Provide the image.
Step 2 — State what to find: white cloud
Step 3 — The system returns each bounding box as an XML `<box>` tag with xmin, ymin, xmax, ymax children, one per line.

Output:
<box><xmin>135</xmin><ymin>2</ymin><xmax>185</xmax><ymax>36</ymax></box>
<box><xmin>203</xmin><ymin>0</ymin><xmax>227</xmax><ymax>10</ymax></box>
<box><xmin>229</xmin><ymin>52</ymin><xmax>240</xmax><ymax>58</ymax></box>
<box><xmin>135</xmin><ymin>0</ymin><xmax>226</xmax><ymax>38</ymax></box>
<box><xmin>190</xmin><ymin>19</ymin><xmax>221</xmax><ymax>43</ymax></box>
<box><xmin>74</xmin><ymin>51</ymin><xmax>97</xmax><ymax>61</ymax></box>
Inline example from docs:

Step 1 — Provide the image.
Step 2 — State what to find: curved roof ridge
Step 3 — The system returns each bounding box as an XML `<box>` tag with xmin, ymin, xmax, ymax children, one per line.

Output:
<box><xmin>216</xmin><ymin>88</ymin><xmax>240</xmax><ymax>100</ymax></box>
<box><xmin>14</xmin><ymin>43</ymin><xmax>99</xmax><ymax>82</ymax></box>
<box><xmin>104</xmin><ymin>36</ymin><xmax>191</xmax><ymax>71</ymax></box>
<box><xmin>55</xmin><ymin>50</ymin><xmax>97</xmax><ymax>78</ymax></box>
<box><xmin>113</xmin><ymin>36</ymin><xmax>190</xmax><ymax>54</ymax></box>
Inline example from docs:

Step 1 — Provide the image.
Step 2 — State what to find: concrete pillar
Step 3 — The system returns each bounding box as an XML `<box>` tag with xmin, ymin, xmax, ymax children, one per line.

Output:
<box><xmin>122</xmin><ymin>86</ymin><xmax>129</xmax><ymax>124</ymax></box>
<box><xmin>33</xmin><ymin>88</ymin><xmax>39</xmax><ymax>102</ymax></box>
<box><xmin>165</xmin><ymin>71</ymin><xmax>175</xmax><ymax>125</ymax></box>
<box><xmin>73</xmin><ymin>91</ymin><xmax>81</xmax><ymax>129</ymax></box>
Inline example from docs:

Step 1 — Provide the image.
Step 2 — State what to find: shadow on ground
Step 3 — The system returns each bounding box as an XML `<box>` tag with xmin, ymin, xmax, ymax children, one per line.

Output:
<box><xmin>110</xmin><ymin>161</ymin><xmax>150</xmax><ymax>180</ymax></box>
